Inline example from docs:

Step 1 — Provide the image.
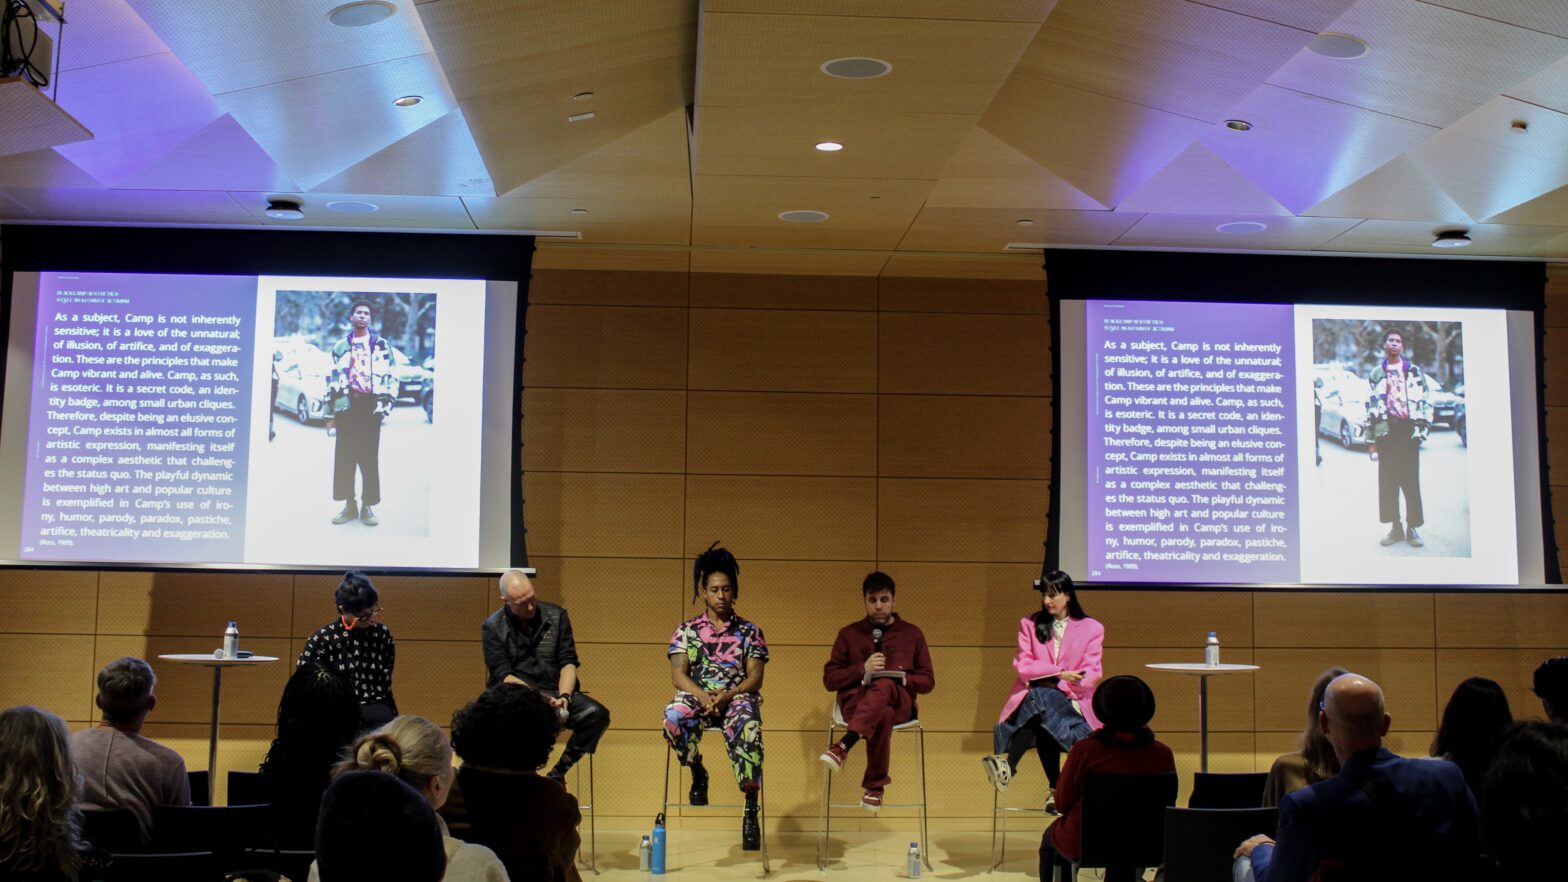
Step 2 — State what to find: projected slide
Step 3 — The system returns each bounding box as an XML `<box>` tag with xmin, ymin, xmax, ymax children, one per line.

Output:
<box><xmin>11</xmin><ymin>271</ymin><xmax>491</xmax><ymax>569</ymax></box>
<box><xmin>1078</xmin><ymin>299</ymin><xmax>1529</xmax><ymax>586</ymax></box>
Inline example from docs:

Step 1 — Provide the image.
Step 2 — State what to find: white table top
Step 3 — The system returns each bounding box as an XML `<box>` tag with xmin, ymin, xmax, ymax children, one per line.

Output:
<box><xmin>158</xmin><ymin>653</ymin><xmax>280</xmax><ymax>667</ymax></box>
<box><xmin>1145</xmin><ymin>662</ymin><xmax>1260</xmax><ymax>674</ymax></box>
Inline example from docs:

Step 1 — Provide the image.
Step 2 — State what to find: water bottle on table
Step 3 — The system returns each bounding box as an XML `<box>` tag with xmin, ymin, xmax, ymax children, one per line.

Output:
<box><xmin>1205</xmin><ymin>631</ymin><xmax>1220</xmax><ymax>667</ymax></box>
<box><xmin>222</xmin><ymin>621</ymin><xmax>239</xmax><ymax>659</ymax></box>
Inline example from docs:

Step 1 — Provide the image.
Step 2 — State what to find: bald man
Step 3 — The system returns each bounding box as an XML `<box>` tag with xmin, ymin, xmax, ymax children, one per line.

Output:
<box><xmin>1235</xmin><ymin>673</ymin><xmax>1478</xmax><ymax>882</ymax></box>
<box><xmin>481</xmin><ymin>570</ymin><xmax>610</xmax><ymax>784</ymax></box>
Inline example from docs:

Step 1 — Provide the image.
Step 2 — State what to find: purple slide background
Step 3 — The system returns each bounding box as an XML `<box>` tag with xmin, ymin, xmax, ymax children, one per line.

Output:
<box><xmin>1085</xmin><ymin>300</ymin><xmax>1298</xmax><ymax>583</ymax></box>
<box><xmin>20</xmin><ymin>272</ymin><xmax>257</xmax><ymax>563</ymax></box>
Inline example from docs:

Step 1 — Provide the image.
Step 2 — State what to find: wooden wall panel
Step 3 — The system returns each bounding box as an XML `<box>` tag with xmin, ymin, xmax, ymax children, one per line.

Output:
<box><xmin>880</xmin><ymin>312</ymin><xmax>1050</xmax><ymax>396</ymax></box>
<box><xmin>524</xmin><ymin>388</ymin><xmax>687</xmax><ymax>473</ymax></box>
<box><xmin>713</xmin><ymin>560</ymin><xmax>877</xmax><ymax>646</ymax></box>
<box><xmin>524</xmin><ymin>472</ymin><xmax>685</xmax><ymax>558</ymax></box>
<box><xmin>1436</xmin><ymin>592</ymin><xmax>1568</xmax><ymax>647</ymax></box>
<box><xmin>139</xmin><ymin>722</ymin><xmax>275</xmax><ymax>803</ymax></box>
<box><xmin>879</xmin><ymin>395</ymin><xmax>1050</xmax><ymax>479</ymax></box>
<box><xmin>1114</xmin><ymin>648</ymin><xmax>1258</xmax><ymax>733</ymax></box>
<box><xmin>883</xmin><ymin>561</ymin><xmax>1044</xmax><ymax>647</ymax></box>
<box><xmin>97</xmin><ymin>571</ymin><xmax>293</xmax><ymax>638</ymax></box>
<box><xmin>1253</xmin><ymin>592</ymin><xmax>1435</xmax><ymax>648</ymax></box>
<box><xmin>687</xmin><ymin>392</ymin><xmax>877</xmax><ymax>476</ymax></box>
<box><xmin>1436</xmin><ymin>647</ymin><xmax>1568</xmax><ymax>723</ymax></box>
<box><xmin>291</xmin><ymin>574</ymin><xmax>490</xmax><ymax>642</ymax></box>
<box><xmin>686</xmin><ymin>475</ymin><xmax>876</xmax><ymax>561</ymax></box>
<box><xmin>524</xmin><ymin>305</ymin><xmax>688</xmax><ymax>389</ymax></box>
<box><xmin>0</xmin><ymin>634</ymin><xmax>97</xmax><ymax>722</ymax></box>
<box><xmin>690</xmin><ymin>273</ymin><xmax>877</xmax><ymax>311</ymax></box>
<box><xmin>1091</xmin><ymin>590</ymin><xmax>1253</xmax><ymax>649</ymax></box>
<box><xmin>688</xmin><ymin>308</ymin><xmax>877</xmax><ymax>393</ymax></box>
<box><xmin>530</xmin><ymin>556</ymin><xmax>687</xmax><ymax>645</ymax></box>
<box><xmin>528</xmin><ymin>268</ymin><xmax>689</xmax><ymax>307</ymax></box>
<box><xmin>1253</xmin><ymin>648</ymin><xmax>1437</xmax><ymax>732</ymax></box>
<box><xmin>879</xmin><ymin>276</ymin><xmax>1046</xmax><ymax>315</ymax></box>
<box><xmin>97</xmin><ymin>636</ymin><xmax>295</xmax><ymax>726</ymax></box>
<box><xmin>0</xmin><ymin>569</ymin><xmax>98</xmax><ymax>634</ymax></box>
<box><xmin>878</xmin><ymin>478</ymin><xmax>1048</xmax><ymax>562</ymax></box>
<box><xmin>391</xmin><ymin>641</ymin><xmax>492</xmax><ymax>725</ymax></box>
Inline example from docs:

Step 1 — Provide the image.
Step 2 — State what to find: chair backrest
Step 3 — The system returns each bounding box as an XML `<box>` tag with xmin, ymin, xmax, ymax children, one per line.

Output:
<box><xmin>228</xmin><ymin>770</ymin><xmax>273</xmax><ymax>806</ymax></box>
<box><xmin>187</xmin><ymin>770</ymin><xmax>210</xmax><ymax>806</ymax></box>
<box><xmin>1189</xmin><ymin>771</ymin><xmax>1269</xmax><ymax>808</ymax></box>
<box><xmin>106</xmin><ymin>851</ymin><xmax>221</xmax><ymax>882</ymax></box>
<box><xmin>81</xmin><ymin>808</ymin><xmax>143</xmax><ymax>853</ymax></box>
<box><xmin>241</xmin><ymin>846</ymin><xmax>316</xmax><ymax>882</ymax></box>
<box><xmin>150</xmin><ymin>804</ymin><xmax>272</xmax><ymax>861</ymax></box>
<box><xmin>1162</xmin><ymin>807</ymin><xmax>1279</xmax><ymax>882</ymax></box>
<box><xmin>1078</xmin><ymin>772</ymin><xmax>1179</xmax><ymax>869</ymax></box>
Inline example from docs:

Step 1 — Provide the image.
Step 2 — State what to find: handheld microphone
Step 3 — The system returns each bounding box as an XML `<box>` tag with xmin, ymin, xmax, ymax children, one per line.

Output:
<box><xmin>872</xmin><ymin>627</ymin><xmax>883</xmax><ymax>655</ymax></box>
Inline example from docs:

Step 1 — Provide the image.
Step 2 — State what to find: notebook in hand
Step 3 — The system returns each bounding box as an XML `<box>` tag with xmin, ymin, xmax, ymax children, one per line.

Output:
<box><xmin>862</xmin><ymin>670</ymin><xmax>907</xmax><ymax>686</ymax></box>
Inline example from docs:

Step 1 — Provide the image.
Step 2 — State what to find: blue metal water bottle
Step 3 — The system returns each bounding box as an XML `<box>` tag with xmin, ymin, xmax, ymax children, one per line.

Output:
<box><xmin>650</xmin><ymin>812</ymin><xmax>666</xmax><ymax>875</ymax></box>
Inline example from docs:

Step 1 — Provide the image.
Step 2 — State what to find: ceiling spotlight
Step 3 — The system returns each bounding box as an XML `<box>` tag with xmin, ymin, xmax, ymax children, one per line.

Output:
<box><xmin>326</xmin><ymin>200</ymin><xmax>378</xmax><ymax>213</ymax></box>
<box><xmin>264</xmin><ymin>198</ymin><xmax>305</xmax><ymax>220</ymax></box>
<box><xmin>328</xmin><ymin>1</ymin><xmax>396</xmax><ymax>27</ymax></box>
<box><xmin>570</xmin><ymin>208</ymin><xmax>589</xmax><ymax>215</ymax></box>
<box><xmin>815</xmin><ymin>141</ymin><xmax>844</xmax><ymax>152</ymax></box>
<box><xmin>1511</xmin><ymin>119</ymin><xmax>1529</xmax><ymax>133</ymax></box>
<box><xmin>821</xmin><ymin>57</ymin><xmax>893</xmax><ymax>79</ymax></box>
<box><xmin>568</xmin><ymin>111</ymin><xmax>596</xmax><ymax>123</ymax></box>
<box><xmin>393</xmin><ymin>95</ymin><xmax>422</xmax><ymax>107</ymax></box>
<box><xmin>778</xmin><ymin>210</ymin><xmax>830</xmax><ymax>223</ymax></box>
<box><xmin>1016</xmin><ymin>219</ymin><xmax>1035</xmax><ymax>226</ymax></box>
<box><xmin>572</xmin><ymin>92</ymin><xmax>594</xmax><ymax>101</ymax></box>
<box><xmin>1307</xmin><ymin>32</ymin><xmax>1369</xmax><ymax>59</ymax></box>
<box><xmin>1216</xmin><ymin>221</ymin><xmax>1268</xmax><ymax>234</ymax></box>
<box><xmin>1433</xmin><ymin>229</ymin><xmax>1472</xmax><ymax>248</ymax></box>
<box><xmin>1224</xmin><ymin>119</ymin><xmax>1253</xmax><ymax>132</ymax></box>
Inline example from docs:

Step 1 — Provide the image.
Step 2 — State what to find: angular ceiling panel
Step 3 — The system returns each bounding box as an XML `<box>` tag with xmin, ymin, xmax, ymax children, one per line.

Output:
<box><xmin>217</xmin><ymin>54</ymin><xmax>455</xmax><ymax>191</ymax></box>
<box><xmin>1407</xmin><ymin>97</ymin><xmax>1568</xmax><ymax>223</ymax></box>
<box><xmin>1506</xmin><ymin>56</ymin><xmax>1568</xmax><ymax>115</ymax></box>
<box><xmin>982</xmin><ymin>75</ymin><xmax>1209</xmax><ymax>208</ymax></box>
<box><xmin>230</xmin><ymin>192</ymin><xmax>475</xmax><ymax>229</ymax></box>
<box><xmin>926</xmin><ymin>128</ymin><xmax>1103</xmax><ymax>211</ymax></box>
<box><xmin>703</xmin><ymin>1</ymin><xmax>1057</xmax><ymax>22</ymax></box>
<box><xmin>1016</xmin><ymin>0</ymin><xmax>1315</xmax><ymax>123</ymax></box>
<box><xmin>0</xmin><ymin>149</ymin><xmax>103</xmax><ymax>189</ymax></box>
<box><xmin>1194</xmin><ymin>0</ymin><xmax>1356</xmax><ymax>32</ymax></box>
<box><xmin>693</xmin><ymin>105</ymin><xmax>977</xmax><ymax>180</ymax></box>
<box><xmin>117</xmin><ymin>115</ymin><xmax>299</xmax><ymax>193</ymax></box>
<box><xmin>1200</xmin><ymin>84</ymin><xmax>1436</xmax><ymax>215</ymax></box>
<box><xmin>42</xmin><ymin>0</ymin><xmax>169</xmax><ymax>72</ymax></box>
<box><xmin>1484</xmin><ymin>183</ymin><xmax>1568</xmax><ymax>227</ymax></box>
<box><xmin>1302</xmin><ymin>156</ymin><xmax>1472</xmax><ymax>223</ymax></box>
<box><xmin>1322</xmin><ymin>218</ymin><xmax>1563</xmax><ymax>256</ymax></box>
<box><xmin>312</xmin><ymin>111</ymin><xmax>493</xmax><ymax>197</ymax></box>
<box><xmin>505</xmin><ymin>110</ymin><xmax>690</xmax><ymax>202</ymax></box>
<box><xmin>1116</xmin><ymin>144</ymin><xmax>1291</xmax><ymax>216</ymax></box>
<box><xmin>1114</xmin><ymin>213</ymin><xmax>1360</xmax><ymax>250</ymax></box>
<box><xmin>0</xmin><ymin>187</ymin><xmax>256</xmax><ymax>224</ymax></box>
<box><xmin>1425</xmin><ymin>0</ymin><xmax>1568</xmax><ymax>39</ymax></box>
<box><xmin>691</xmin><ymin>175</ymin><xmax>933</xmax><ymax>250</ymax></box>
<box><xmin>898</xmin><ymin>206</ymin><xmax>1140</xmax><ymax>252</ymax></box>
<box><xmin>465</xmin><ymin>194</ymin><xmax>689</xmax><ymax>244</ymax></box>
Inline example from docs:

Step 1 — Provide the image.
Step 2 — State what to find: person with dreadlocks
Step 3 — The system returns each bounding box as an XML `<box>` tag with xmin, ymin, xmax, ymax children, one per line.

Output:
<box><xmin>663</xmin><ymin>542</ymin><xmax>769</xmax><ymax>851</ymax></box>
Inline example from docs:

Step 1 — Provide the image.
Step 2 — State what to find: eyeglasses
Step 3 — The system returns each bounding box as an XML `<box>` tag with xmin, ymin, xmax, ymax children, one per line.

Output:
<box><xmin>345</xmin><ymin>605</ymin><xmax>384</xmax><ymax>623</ymax></box>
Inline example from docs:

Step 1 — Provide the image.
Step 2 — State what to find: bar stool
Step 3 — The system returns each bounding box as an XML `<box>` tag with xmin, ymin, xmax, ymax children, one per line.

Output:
<box><xmin>989</xmin><ymin>777</ymin><xmax>1049</xmax><ymax>871</ymax></box>
<box><xmin>573</xmin><ymin>753</ymin><xmax>596</xmax><ymax>875</ymax></box>
<box><xmin>661</xmin><ymin>725</ymin><xmax>770</xmax><ymax>874</ymax></box>
<box><xmin>815</xmin><ymin>702</ymin><xmax>930</xmax><ymax>872</ymax></box>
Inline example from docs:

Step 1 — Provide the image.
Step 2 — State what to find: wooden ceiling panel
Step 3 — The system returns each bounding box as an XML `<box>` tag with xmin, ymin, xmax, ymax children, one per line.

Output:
<box><xmin>1266</xmin><ymin>0</ymin><xmax>1568</xmax><ymax>128</ymax></box>
<box><xmin>232</xmin><ymin>192</ymin><xmax>477</xmax><ymax>229</ymax></box>
<box><xmin>1</xmin><ymin>187</ymin><xmax>257</xmax><ymax>224</ymax></box>
<box><xmin>1485</xmin><ymin>183</ymin><xmax>1568</xmax><ymax>227</ymax></box>
<box><xmin>689</xmin><ymin>250</ymin><xmax>889</xmax><ymax>276</ymax></box>
<box><xmin>691</xmin><ymin>175</ymin><xmax>932</xmax><ymax>250</ymax></box>
<box><xmin>926</xmin><ymin>128</ymin><xmax>1102</xmax><ymax>210</ymax></box>
<box><xmin>898</xmin><ymin>207</ymin><xmax>1139</xmax><ymax>252</ymax></box>
<box><xmin>465</xmin><ymin>195</ymin><xmax>689</xmax><ymax>244</ymax></box>
<box><xmin>1113</xmin><ymin>213</ymin><xmax>1360</xmax><ymax>250</ymax></box>
<box><xmin>981</xmin><ymin>75</ymin><xmax>1210</xmax><ymax>207</ymax></box>
<box><xmin>1506</xmin><ymin>57</ymin><xmax>1568</xmax><ymax>115</ymax></box>
<box><xmin>1302</xmin><ymin>156</ymin><xmax>1473</xmax><ymax>223</ymax></box>
<box><xmin>1321</xmin><ymin>219</ymin><xmax>1564</xmax><ymax>256</ymax></box>
<box><xmin>1193</xmin><ymin>0</ymin><xmax>1356</xmax><ymax>32</ymax></box>
<box><xmin>881</xmin><ymin>253</ymin><xmax>1045</xmax><ymax>280</ymax></box>
<box><xmin>506</xmin><ymin>110</ymin><xmax>690</xmax><ymax>202</ymax></box>
<box><xmin>531</xmin><ymin>244</ymin><xmax>691</xmax><ymax>272</ymax></box>
<box><xmin>0</xmin><ymin>150</ymin><xmax>103</xmax><ymax>189</ymax></box>
<box><xmin>1407</xmin><ymin>97</ymin><xmax>1568</xmax><ymax>223</ymax></box>
<box><xmin>42</xmin><ymin>0</ymin><xmax>169</xmax><ymax>73</ymax></box>
<box><xmin>1200</xmin><ymin>84</ymin><xmax>1437</xmax><ymax>215</ymax></box>
<box><xmin>117</xmin><ymin>116</ymin><xmax>300</xmax><ymax>193</ymax></box>
<box><xmin>1425</xmin><ymin>1</ymin><xmax>1568</xmax><ymax>39</ymax></box>
<box><xmin>693</xmin><ymin>106</ymin><xmax>976</xmax><ymax>180</ymax></box>
<box><xmin>702</xmin><ymin>1</ymin><xmax>1057</xmax><ymax>22</ymax></box>
<box><xmin>1016</xmin><ymin>0</ymin><xmax>1316</xmax><ymax>123</ymax></box>
<box><xmin>1115</xmin><ymin>144</ymin><xmax>1292</xmax><ymax>215</ymax></box>
<box><xmin>699</xmin><ymin>13</ymin><xmax>1038</xmax><ymax>114</ymax></box>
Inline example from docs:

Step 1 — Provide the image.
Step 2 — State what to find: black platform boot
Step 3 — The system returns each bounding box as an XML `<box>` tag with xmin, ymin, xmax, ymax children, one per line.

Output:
<box><xmin>742</xmin><ymin>789</ymin><xmax>761</xmax><ymax>851</ymax></box>
<box><xmin>688</xmin><ymin>758</ymin><xmax>709</xmax><ymax>806</ymax></box>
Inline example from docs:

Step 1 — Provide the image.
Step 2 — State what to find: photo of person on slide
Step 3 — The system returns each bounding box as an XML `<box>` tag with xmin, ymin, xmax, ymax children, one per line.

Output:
<box><xmin>327</xmin><ymin>300</ymin><xmax>395</xmax><ymax>527</ymax></box>
<box><xmin>1310</xmin><ymin>319</ymin><xmax>1468</xmax><ymax>558</ymax></box>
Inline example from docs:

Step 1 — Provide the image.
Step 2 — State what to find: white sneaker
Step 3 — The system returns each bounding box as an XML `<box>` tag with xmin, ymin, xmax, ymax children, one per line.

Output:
<box><xmin>981</xmin><ymin>754</ymin><xmax>1012</xmax><ymax>792</ymax></box>
<box><xmin>1045</xmin><ymin>790</ymin><xmax>1058</xmax><ymax>815</ymax></box>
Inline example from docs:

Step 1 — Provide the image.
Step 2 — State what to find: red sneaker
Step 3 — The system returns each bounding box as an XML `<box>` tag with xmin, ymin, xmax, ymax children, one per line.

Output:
<box><xmin>819</xmin><ymin>741</ymin><xmax>849</xmax><ymax>771</ymax></box>
<box><xmin>860</xmin><ymin>788</ymin><xmax>883</xmax><ymax>812</ymax></box>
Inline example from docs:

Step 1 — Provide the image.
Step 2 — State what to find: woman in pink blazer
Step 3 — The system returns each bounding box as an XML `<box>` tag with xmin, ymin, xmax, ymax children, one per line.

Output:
<box><xmin>982</xmin><ymin>571</ymin><xmax>1103</xmax><ymax>809</ymax></box>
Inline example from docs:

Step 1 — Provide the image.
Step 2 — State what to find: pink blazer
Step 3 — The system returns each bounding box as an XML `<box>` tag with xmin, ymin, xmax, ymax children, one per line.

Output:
<box><xmin>997</xmin><ymin>615</ymin><xmax>1104</xmax><ymax>730</ymax></box>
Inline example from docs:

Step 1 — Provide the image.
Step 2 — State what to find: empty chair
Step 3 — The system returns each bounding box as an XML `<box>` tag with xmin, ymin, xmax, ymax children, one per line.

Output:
<box><xmin>1051</xmin><ymin>772</ymin><xmax>1178</xmax><ymax>882</ymax></box>
<box><xmin>187</xmin><ymin>771</ymin><xmax>210</xmax><ymax>807</ymax></box>
<box><xmin>105</xmin><ymin>851</ymin><xmax>221</xmax><ymax>882</ymax></box>
<box><xmin>80</xmin><ymin>808</ymin><xmax>142</xmax><ymax>854</ymax></box>
<box><xmin>1163</xmin><ymin>806</ymin><xmax>1278</xmax><ymax>882</ymax></box>
<box><xmin>151</xmin><ymin>804</ymin><xmax>271</xmax><ymax>871</ymax></box>
<box><xmin>1189</xmin><ymin>771</ymin><xmax>1269</xmax><ymax>808</ymax></box>
<box><xmin>227</xmin><ymin>770</ymin><xmax>272</xmax><ymax>806</ymax></box>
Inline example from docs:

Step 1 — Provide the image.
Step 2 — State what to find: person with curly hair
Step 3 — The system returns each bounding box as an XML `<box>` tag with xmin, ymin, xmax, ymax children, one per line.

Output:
<box><xmin>259</xmin><ymin>662</ymin><xmax>362</xmax><ymax>848</ymax></box>
<box><xmin>306</xmin><ymin>716</ymin><xmax>505</xmax><ymax>882</ymax></box>
<box><xmin>0</xmin><ymin>706</ymin><xmax>85</xmax><ymax>881</ymax></box>
<box><xmin>442</xmin><ymin>685</ymin><xmax>581</xmax><ymax>882</ymax></box>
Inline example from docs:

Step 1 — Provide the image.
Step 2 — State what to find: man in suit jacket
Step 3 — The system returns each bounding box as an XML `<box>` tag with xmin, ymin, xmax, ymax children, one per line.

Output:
<box><xmin>1235</xmin><ymin>673</ymin><xmax>1478</xmax><ymax>882</ymax></box>
<box><xmin>481</xmin><ymin>569</ymin><xmax>610</xmax><ymax>784</ymax></box>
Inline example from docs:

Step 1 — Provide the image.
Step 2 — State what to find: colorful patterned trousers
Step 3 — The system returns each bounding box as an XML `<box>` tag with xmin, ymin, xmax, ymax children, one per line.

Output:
<box><xmin>663</xmin><ymin>691</ymin><xmax>764</xmax><ymax>792</ymax></box>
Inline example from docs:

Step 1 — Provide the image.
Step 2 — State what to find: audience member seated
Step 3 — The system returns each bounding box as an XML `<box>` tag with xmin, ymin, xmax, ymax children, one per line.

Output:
<box><xmin>1235</xmin><ymin>673</ymin><xmax>1479</xmax><ymax>882</ymax></box>
<box><xmin>0</xmin><ymin>706</ymin><xmax>87</xmax><ymax>881</ymax></box>
<box><xmin>1038</xmin><ymin>674</ymin><xmax>1174</xmax><ymax>882</ymax></box>
<box><xmin>1263</xmin><ymin>667</ymin><xmax>1345</xmax><ymax>807</ymax></box>
<box><xmin>1430</xmin><ymin>677</ymin><xmax>1512</xmax><ymax>792</ymax></box>
<box><xmin>259</xmin><ymin>662</ymin><xmax>361</xmax><ymax>848</ymax></box>
<box><xmin>71</xmin><ymin>657</ymin><xmax>190</xmax><ymax>845</ymax></box>
<box><xmin>1479</xmin><ymin>720</ymin><xmax>1568</xmax><ymax>878</ymax></box>
<box><xmin>314</xmin><ymin>770</ymin><xmax>448</xmax><ymax>882</ymax></box>
<box><xmin>1533</xmin><ymin>656</ymin><xmax>1568</xmax><ymax>723</ymax></box>
<box><xmin>308</xmin><ymin>715</ymin><xmax>507</xmax><ymax>882</ymax></box>
<box><xmin>441</xmin><ymin>685</ymin><xmax>582</xmax><ymax>882</ymax></box>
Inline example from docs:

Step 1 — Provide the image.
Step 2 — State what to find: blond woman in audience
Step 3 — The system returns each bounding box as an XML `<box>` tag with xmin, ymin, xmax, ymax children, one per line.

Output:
<box><xmin>1263</xmin><ymin>667</ymin><xmax>1346</xmax><ymax>806</ymax></box>
<box><xmin>0</xmin><ymin>706</ymin><xmax>85</xmax><ymax>882</ymax></box>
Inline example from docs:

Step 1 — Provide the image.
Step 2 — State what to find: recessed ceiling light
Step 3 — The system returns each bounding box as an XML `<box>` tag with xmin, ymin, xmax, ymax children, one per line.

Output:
<box><xmin>1217</xmin><ymin>221</ymin><xmax>1268</xmax><ymax>234</ymax></box>
<box><xmin>570</xmin><ymin>208</ymin><xmax>589</xmax><ymax>215</ymax></box>
<box><xmin>328</xmin><ymin>1</ymin><xmax>396</xmax><ymax>27</ymax></box>
<box><xmin>326</xmin><ymin>200</ymin><xmax>379</xmax><ymax>213</ymax></box>
<box><xmin>393</xmin><ymin>95</ymin><xmax>422</xmax><ymax>107</ymax></box>
<box><xmin>1308</xmin><ymin>32</ymin><xmax>1369</xmax><ymax>59</ymax></box>
<box><xmin>1016</xmin><ymin>219</ymin><xmax>1035</xmax><ymax>226</ymax></box>
<box><xmin>572</xmin><ymin>92</ymin><xmax>594</xmax><ymax>101</ymax></box>
<box><xmin>1511</xmin><ymin>119</ymin><xmax>1529</xmax><ymax>133</ymax></box>
<box><xmin>821</xmin><ymin>57</ymin><xmax>893</xmax><ymax>79</ymax></box>
<box><xmin>778</xmin><ymin>210</ymin><xmax>830</xmax><ymax>223</ymax></box>
<box><xmin>1224</xmin><ymin>119</ymin><xmax>1253</xmax><ymax>132</ymax></box>
<box><xmin>568</xmin><ymin>111</ymin><xmax>595</xmax><ymax>123</ymax></box>
<box><xmin>815</xmin><ymin>141</ymin><xmax>844</xmax><ymax>152</ymax></box>
<box><xmin>1433</xmin><ymin>230</ymin><xmax>1472</xmax><ymax>248</ymax></box>
<box><xmin>264</xmin><ymin>198</ymin><xmax>305</xmax><ymax>220</ymax></box>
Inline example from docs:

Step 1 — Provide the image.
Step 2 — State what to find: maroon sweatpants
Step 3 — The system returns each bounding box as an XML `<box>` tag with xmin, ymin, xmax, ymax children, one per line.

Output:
<box><xmin>839</xmin><ymin>677</ymin><xmax>915</xmax><ymax>790</ymax></box>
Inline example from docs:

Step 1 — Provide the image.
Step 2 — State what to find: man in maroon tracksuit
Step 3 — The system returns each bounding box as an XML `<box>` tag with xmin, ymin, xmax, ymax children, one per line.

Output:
<box><xmin>819</xmin><ymin>571</ymin><xmax>935</xmax><ymax>810</ymax></box>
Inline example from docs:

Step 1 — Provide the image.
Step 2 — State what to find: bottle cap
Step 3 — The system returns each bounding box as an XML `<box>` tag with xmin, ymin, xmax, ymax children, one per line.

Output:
<box><xmin>1208</xmin><ymin>631</ymin><xmax>1216</xmax><ymax>637</ymax></box>
<box><xmin>910</xmin><ymin>842</ymin><xmax>918</xmax><ymax>847</ymax></box>
<box><xmin>643</xmin><ymin>835</ymin><xmax>650</xmax><ymax>842</ymax></box>
<box><xmin>229</xmin><ymin>621</ymin><xmax>238</xmax><ymax>628</ymax></box>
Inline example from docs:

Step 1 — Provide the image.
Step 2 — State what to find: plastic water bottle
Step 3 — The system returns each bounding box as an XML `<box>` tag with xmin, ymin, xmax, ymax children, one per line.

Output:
<box><xmin>907</xmin><ymin>842</ymin><xmax>921</xmax><ymax>878</ymax></box>
<box><xmin>223</xmin><ymin>622</ymin><xmax>239</xmax><ymax>659</ymax></box>
<box><xmin>650</xmin><ymin>813</ymin><xmax>666</xmax><ymax>875</ymax></box>
<box><xmin>1205</xmin><ymin>631</ymin><xmax>1220</xmax><ymax>668</ymax></box>
<box><xmin>638</xmin><ymin>835</ymin><xmax>651</xmax><ymax>872</ymax></box>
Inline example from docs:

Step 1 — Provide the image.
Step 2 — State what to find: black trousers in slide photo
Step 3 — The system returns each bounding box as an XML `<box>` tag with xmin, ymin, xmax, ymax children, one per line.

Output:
<box><xmin>1378</xmin><ymin>418</ymin><xmax>1424</xmax><ymax>529</ymax></box>
<box><xmin>334</xmin><ymin>393</ymin><xmax>383</xmax><ymax>507</ymax></box>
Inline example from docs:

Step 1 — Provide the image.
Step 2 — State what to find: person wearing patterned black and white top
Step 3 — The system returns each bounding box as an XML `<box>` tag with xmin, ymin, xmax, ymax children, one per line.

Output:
<box><xmin>299</xmin><ymin>570</ymin><xmax>398</xmax><ymax>730</ymax></box>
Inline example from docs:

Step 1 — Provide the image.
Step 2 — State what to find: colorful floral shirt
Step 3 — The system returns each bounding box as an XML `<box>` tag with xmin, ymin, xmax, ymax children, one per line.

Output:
<box><xmin>667</xmin><ymin>612</ymin><xmax>769</xmax><ymax>691</ymax></box>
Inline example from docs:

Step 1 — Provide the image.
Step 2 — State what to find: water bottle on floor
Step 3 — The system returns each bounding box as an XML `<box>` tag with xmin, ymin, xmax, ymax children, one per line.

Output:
<box><xmin>638</xmin><ymin>835</ymin><xmax>651</xmax><ymax>872</ymax></box>
<box><xmin>907</xmin><ymin>841</ymin><xmax>921</xmax><ymax>878</ymax></box>
<box><xmin>651</xmin><ymin>813</ymin><xmax>666</xmax><ymax>875</ymax></box>
<box><xmin>1205</xmin><ymin>631</ymin><xmax>1220</xmax><ymax>667</ymax></box>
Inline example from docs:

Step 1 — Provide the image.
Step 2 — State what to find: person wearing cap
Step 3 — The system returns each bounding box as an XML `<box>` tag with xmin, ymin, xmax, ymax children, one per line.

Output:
<box><xmin>1038</xmin><ymin>675</ymin><xmax>1174</xmax><ymax>880</ymax></box>
<box><xmin>1533</xmin><ymin>656</ymin><xmax>1568</xmax><ymax>723</ymax></box>
<box><xmin>983</xmin><ymin>570</ymin><xmax>1104</xmax><ymax>813</ymax></box>
<box><xmin>314</xmin><ymin>770</ymin><xmax>448</xmax><ymax>882</ymax></box>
